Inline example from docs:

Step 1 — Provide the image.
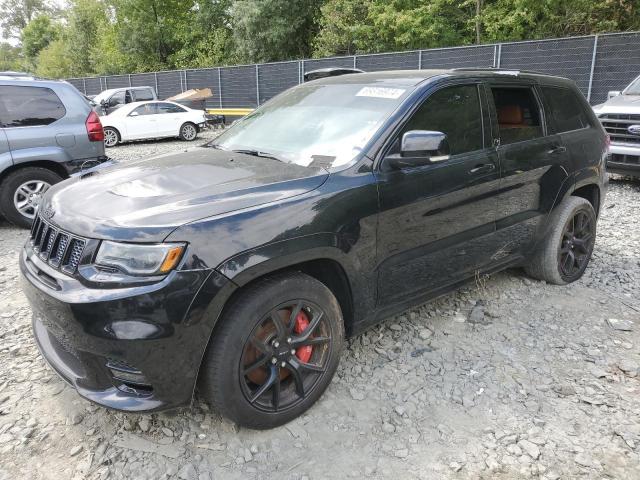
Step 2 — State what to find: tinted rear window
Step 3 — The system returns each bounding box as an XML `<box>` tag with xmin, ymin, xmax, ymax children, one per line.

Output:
<box><xmin>0</xmin><ymin>85</ymin><xmax>66</xmax><ymax>127</ymax></box>
<box><xmin>542</xmin><ymin>86</ymin><xmax>591</xmax><ymax>133</ymax></box>
<box><xmin>133</xmin><ymin>88</ymin><xmax>155</xmax><ymax>101</ymax></box>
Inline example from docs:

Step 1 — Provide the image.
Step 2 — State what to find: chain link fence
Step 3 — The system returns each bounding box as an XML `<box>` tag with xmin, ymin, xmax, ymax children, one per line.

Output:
<box><xmin>67</xmin><ymin>32</ymin><xmax>640</xmax><ymax>108</ymax></box>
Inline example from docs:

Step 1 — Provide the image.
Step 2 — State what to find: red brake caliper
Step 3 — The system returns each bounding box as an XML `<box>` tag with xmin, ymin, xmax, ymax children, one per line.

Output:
<box><xmin>293</xmin><ymin>310</ymin><xmax>313</xmax><ymax>363</ymax></box>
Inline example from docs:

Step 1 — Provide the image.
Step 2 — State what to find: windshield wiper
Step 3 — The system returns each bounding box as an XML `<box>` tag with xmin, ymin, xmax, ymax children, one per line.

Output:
<box><xmin>232</xmin><ymin>149</ymin><xmax>287</xmax><ymax>163</ymax></box>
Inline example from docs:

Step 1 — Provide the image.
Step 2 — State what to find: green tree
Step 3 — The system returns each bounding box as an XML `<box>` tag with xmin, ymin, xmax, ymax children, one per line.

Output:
<box><xmin>21</xmin><ymin>14</ymin><xmax>60</xmax><ymax>62</ymax></box>
<box><xmin>35</xmin><ymin>38</ymin><xmax>73</xmax><ymax>77</ymax></box>
<box><xmin>110</xmin><ymin>0</ymin><xmax>193</xmax><ymax>71</ymax></box>
<box><xmin>170</xmin><ymin>0</ymin><xmax>236</xmax><ymax>68</ymax></box>
<box><xmin>313</xmin><ymin>0</ymin><xmax>371</xmax><ymax>57</ymax></box>
<box><xmin>66</xmin><ymin>0</ymin><xmax>109</xmax><ymax>75</ymax></box>
<box><xmin>0</xmin><ymin>0</ymin><xmax>55</xmax><ymax>40</ymax></box>
<box><xmin>231</xmin><ymin>0</ymin><xmax>322</xmax><ymax>63</ymax></box>
<box><xmin>0</xmin><ymin>42</ymin><xmax>23</xmax><ymax>71</ymax></box>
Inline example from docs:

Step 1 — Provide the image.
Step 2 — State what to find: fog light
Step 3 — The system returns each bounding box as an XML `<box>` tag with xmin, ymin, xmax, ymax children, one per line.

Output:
<box><xmin>106</xmin><ymin>360</ymin><xmax>150</xmax><ymax>386</ymax></box>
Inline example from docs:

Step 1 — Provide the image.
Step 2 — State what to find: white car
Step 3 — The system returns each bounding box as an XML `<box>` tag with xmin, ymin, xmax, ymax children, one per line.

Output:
<box><xmin>101</xmin><ymin>100</ymin><xmax>207</xmax><ymax>147</ymax></box>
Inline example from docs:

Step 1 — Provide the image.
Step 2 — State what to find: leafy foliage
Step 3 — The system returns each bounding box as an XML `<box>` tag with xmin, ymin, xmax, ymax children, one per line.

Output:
<box><xmin>1</xmin><ymin>0</ymin><xmax>639</xmax><ymax>78</ymax></box>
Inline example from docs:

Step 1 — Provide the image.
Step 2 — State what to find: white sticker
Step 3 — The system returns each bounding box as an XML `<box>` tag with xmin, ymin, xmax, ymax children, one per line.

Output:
<box><xmin>356</xmin><ymin>86</ymin><xmax>406</xmax><ymax>99</ymax></box>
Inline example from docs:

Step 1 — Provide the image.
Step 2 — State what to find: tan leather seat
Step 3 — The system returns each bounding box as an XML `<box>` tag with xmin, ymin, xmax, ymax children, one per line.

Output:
<box><xmin>497</xmin><ymin>105</ymin><xmax>526</xmax><ymax>128</ymax></box>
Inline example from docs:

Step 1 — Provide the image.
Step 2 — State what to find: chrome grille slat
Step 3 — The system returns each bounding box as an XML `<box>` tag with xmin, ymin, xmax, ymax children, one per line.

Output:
<box><xmin>599</xmin><ymin>114</ymin><xmax>640</xmax><ymax>145</ymax></box>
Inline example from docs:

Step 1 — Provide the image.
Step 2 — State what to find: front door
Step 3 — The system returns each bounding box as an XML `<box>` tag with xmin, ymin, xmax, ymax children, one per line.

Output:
<box><xmin>487</xmin><ymin>83</ymin><xmax>571</xmax><ymax>257</ymax></box>
<box><xmin>375</xmin><ymin>82</ymin><xmax>501</xmax><ymax>307</ymax></box>
<box><xmin>123</xmin><ymin>103</ymin><xmax>158</xmax><ymax>140</ymax></box>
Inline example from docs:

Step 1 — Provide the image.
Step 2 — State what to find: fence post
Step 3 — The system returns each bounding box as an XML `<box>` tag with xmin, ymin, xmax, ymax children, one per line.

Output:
<box><xmin>128</xmin><ymin>74</ymin><xmax>132</xmax><ymax>87</ymax></box>
<box><xmin>255</xmin><ymin>65</ymin><xmax>260</xmax><ymax>106</ymax></box>
<box><xmin>82</xmin><ymin>78</ymin><xmax>87</xmax><ymax>95</ymax></box>
<box><xmin>418</xmin><ymin>51</ymin><xmax>422</xmax><ymax>70</ymax></box>
<box><xmin>353</xmin><ymin>55</ymin><xmax>357</xmax><ymax>69</ymax></box>
<box><xmin>300</xmin><ymin>60</ymin><xmax>305</xmax><ymax>83</ymax></box>
<box><xmin>496</xmin><ymin>44</ymin><xmax>502</xmax><ymax>68</ymax></box>
<box><xmin>587</xmin><ymin>35</ymin><xmax>599</xmax><ymax>102</ymax></box>
<box><xmin>154</xmin><ymin>73</ymin><xmax>159</xmax><ymax>97</ymax></box>
<box><xmin>183</xmin><ymin>70</ymin><xmax>188</xmax><ymax>91</ymax></box>
<box><xmin>217</xmin><ymin>68</ymin><xmax>223</xmax><ymax>108</ymax></box>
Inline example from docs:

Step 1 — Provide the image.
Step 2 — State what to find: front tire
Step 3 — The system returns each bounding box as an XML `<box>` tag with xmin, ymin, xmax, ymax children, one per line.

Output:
<box><xmin>199</xmin><ymin>272</ymin><xmax>344</xmax><ymax>429</ymax></box>
<box><xmin>179</xmin><ymin>122</ymin><xmax>198</xmax><ymax>141</ymax></box>
<box><xmin>0</xmin><ymin>167</ymin><xmax>62</xmax><ymax>228</ymax></box>
<box><xmin>525</xmin><ymin>196</ymin><xmax>596</xmax><ymax>285</ymax></box>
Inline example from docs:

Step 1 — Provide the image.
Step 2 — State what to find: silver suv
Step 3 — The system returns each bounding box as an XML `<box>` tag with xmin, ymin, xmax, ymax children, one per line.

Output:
<box><xmin>0</xmin><ymin>76</ymin><xmax>110</xmax><ymax>227</ymax></box>
<box><xmin>593</xmin><ymin>74</ymin><xmax>640</xmax><ymax>178</ymax></box>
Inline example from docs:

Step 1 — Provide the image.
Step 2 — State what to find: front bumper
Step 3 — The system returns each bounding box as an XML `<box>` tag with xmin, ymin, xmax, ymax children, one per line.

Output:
<box><xmin>20</xmin><ymin>244</ymin><xmax>232</xmax><ymax>412</ymax></box>
<box><xmin>607</xmin><ymin>143</ymin><xmax>640</xmax><ymax>176</ymax></box>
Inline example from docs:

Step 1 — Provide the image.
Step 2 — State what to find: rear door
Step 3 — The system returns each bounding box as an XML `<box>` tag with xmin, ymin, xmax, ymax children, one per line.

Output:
<box><xmin>375</xmin><ymin>81</ymin><xmax>501</xmax><ymax>306</ymax></box>
<box><xmin>155</xmin><ymin>102</ymin><xmax>188</xmax><ymax>136</ymax></box>
<box><xmin>487</xmin><ymin>82</ymin><xmax>571</xmax><ymax>257</ymax></box>
<box><xmin>540</xmin><ymin>85</ymin><xmax>597</xmax><ymax>173</ymax></box>
<box><xmin>123</xmin><ymin>103</ymin><xmax>158</xmax><ymax>139</ymax></box>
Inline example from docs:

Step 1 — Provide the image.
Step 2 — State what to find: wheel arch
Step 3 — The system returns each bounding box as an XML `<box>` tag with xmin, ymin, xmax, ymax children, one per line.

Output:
<box><xmin>571</xmin><ymin>183</ymin><xmax>601</xmax><ymax>217</ymax></box>
<box><xmin>219</xmin><ymin>249</ymin><xmax>357</xmax><ymax>336</ymax></box>
<box><xmin>0</xmin><ymin>160</ymin><xmax>68</xmax><ymax>185</ymax></box>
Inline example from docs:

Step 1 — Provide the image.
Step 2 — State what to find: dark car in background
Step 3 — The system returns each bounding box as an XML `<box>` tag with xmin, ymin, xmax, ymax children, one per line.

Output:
<box><xmin>20</xmin><ymin>69</ymin><xmax>607</xmax><ymax>429</ymax></box>
<box><xmin>93</xmin><ymin>86</ymin><xmax>157</xmax><ymax>115</ymax></box>
<box><xmin>0</xmin><ymin>76</ymin><xmax>109</xmax><ymax>227</ymax></box>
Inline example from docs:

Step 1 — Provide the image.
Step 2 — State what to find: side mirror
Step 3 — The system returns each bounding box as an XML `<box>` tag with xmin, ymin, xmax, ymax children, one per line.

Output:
<box><xmin>385</xmin><ymin>130</ymin><xmax>450</xmax><ymax>170</ymax></box>
<box><xmin>608</xmin><ymin>90</ymin><xmax>621</xmax><ymax>99</ymax></box>
<box><xmin>129</xmin><ymin>111</ymin><xmax>139</xmax><ymax>117</ymax></box>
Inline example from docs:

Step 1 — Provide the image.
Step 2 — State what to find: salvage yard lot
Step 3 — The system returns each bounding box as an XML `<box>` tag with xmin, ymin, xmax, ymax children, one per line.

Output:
<box><xmin>1</xmin><ymin>134</ymin><xmax>639</xmax><ymax>479</ymax></box>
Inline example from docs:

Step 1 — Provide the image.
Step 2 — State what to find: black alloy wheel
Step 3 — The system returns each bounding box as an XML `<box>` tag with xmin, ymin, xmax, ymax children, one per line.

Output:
<box><xmin>240</xmin><ymin>300</ymin><xmax>332</xmax><ymax>413</ymax></box>
<box><xmin>558</xmin><ymin>209</ymin><xmax>594</xmax><ymax>281</ymax></box>
<box><xmin>199</xmin><ymin>272</ymin><xmax>344</xmax><ymax>429</ymax></box>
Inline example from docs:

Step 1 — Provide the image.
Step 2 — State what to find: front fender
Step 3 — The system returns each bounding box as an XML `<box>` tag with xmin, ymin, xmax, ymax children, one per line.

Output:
<box><xmin>216</xmin><ymin>233</ymin><xmax>358</xmax><ymax>286</ymax></box>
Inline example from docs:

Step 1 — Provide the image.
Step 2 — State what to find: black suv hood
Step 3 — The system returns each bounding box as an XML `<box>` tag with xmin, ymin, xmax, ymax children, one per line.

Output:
<box><xmin>44</xmin><ymin>147</ymin><xmax>329</xmax><ymax>242</ymax></box>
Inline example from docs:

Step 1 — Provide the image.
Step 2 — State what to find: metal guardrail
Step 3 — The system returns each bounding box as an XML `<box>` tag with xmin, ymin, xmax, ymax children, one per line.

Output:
<box><xmin>67</xmin><ymin>31</ymin><xmax>640</xmax><ymax>108</ymax></box>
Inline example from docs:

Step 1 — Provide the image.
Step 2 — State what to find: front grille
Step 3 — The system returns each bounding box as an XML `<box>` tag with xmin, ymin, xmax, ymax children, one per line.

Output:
<box><xmin>599</xmin><ymin>113</ymin><xmax>640</xmax><ymax>145</ymax></box>
<box><xmin>609</xmin><ymin>153</ymin><xmax>640</xmax><ymax>165</ymax></box>
<box><xmin>30</xmin><ymin>214</ymin><xmax>87</xmax><ymax>275</ymax></box>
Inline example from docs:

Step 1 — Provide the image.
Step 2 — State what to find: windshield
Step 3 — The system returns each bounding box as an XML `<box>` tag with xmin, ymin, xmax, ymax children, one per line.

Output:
<box><xmin>624</xmin><ymin>76</ymin><xmax>640</xmax><ymax>95</ymax></box>
<box><xmin>213</xmin><ymin>83</ymin><xmax>411</xmax><ymax>168</ymax></box>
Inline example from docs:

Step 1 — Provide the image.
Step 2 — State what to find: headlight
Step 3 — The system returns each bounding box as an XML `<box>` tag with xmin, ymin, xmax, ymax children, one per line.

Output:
<box><xmin>95</xmin><ymin>241</ymin><xmax>185</xmax><ymax>276</ymax></box>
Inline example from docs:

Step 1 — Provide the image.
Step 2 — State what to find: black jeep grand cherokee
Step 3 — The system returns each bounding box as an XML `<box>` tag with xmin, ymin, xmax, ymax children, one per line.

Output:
<box><xmin>21</xmin><ymin>69</ymin><xmax>607</xmax><ymax>429</ymax></box>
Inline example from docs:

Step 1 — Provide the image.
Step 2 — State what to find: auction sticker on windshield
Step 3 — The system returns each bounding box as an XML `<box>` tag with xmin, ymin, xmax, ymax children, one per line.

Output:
<box><xmin>356</xmin><ymin>87</ymin><xmax>406</xmax><ymax>99</ymax></box>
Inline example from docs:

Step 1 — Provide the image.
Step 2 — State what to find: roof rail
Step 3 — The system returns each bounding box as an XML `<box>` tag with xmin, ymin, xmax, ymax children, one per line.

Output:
<box><xmin>452</xmin><ymin>67</ymin><xmax>551</xmax><ymax>76</ymax></box>
<box><xmin>304</xmin><ymin>67</ymin><xmax>364</xmax><ymax>82</ymax></box>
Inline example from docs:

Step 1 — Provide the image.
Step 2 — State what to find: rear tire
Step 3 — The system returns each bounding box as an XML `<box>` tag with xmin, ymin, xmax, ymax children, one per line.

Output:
<box><xmin>179</xmin><ymin>122</ymin><xmax>198</xmax><ymax>141</ymax></box>
<box><xmin>525</xmin><ymin>196</ymin><xmax>596</xmax><ymax>285</ymax></box>
<box><xmin>199</xmin><ymin>272</ymin><xmax>344</xmax><ymax>429</ymax></box>
<box><xmin>0</xmin><ymin>167</ymin><xmax>62</xmax><ymax>228</ymax></box>
<box><xmin>103</xmin><ymin>127</ymin><xmax>120</xmax><ymax>147</ymax></box>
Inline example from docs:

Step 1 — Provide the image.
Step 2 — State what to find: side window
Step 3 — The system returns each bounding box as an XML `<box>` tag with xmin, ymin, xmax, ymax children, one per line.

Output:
<box><xmin>157</xmin><ymin>102</ymin><xmax>186</xmax><ymax>114</ymax></box>
<box><xmin>542</xmin><ymin>86</ymin><xmax>591</xmax><ymax>133</ymax></box>
<box><xmin>400</xmin><ymin>84</ymin><xmax>484</xmax><ymax>156</ymax></box>
<box><xmin>491</xmin><ymin>87</ymin><xmax>543</xmax><ymax>145</ymax></box>
<box><xmin>131</xmin><ymin>103</ymin><xmax>156</xmax><ymax>116</ymax></box>
<box><xmin>0</xmin><ymin>86</ymin><xmax>66</xmax><ymax>127</ymax></box>
<box><xmin>109</xmin><ymin>90</ymin><xmax>126</xmax><ymax>107</ymax></box>
<box><xmin>133</xmin><ymin>88</ymin><xmax>155</xmax><ymax>101</ymax></box>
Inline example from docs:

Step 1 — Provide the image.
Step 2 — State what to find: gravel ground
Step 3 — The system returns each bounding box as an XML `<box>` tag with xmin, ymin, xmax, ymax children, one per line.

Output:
<box><xmin>0</xmin><ymin>135</ymin><xmax>639</xmax><ymax>480</ymax></box>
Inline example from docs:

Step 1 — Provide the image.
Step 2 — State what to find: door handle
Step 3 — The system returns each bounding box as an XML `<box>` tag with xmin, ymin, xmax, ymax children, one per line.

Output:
<box><xmin>548</xmin><ymin>145</ymin><xmax>567</xmax><ymax>155</ymax></box>
<box><xmin>468</xmin><ymin>163</ymin><xmax>495</xmax><ymax>175</ymax></box>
